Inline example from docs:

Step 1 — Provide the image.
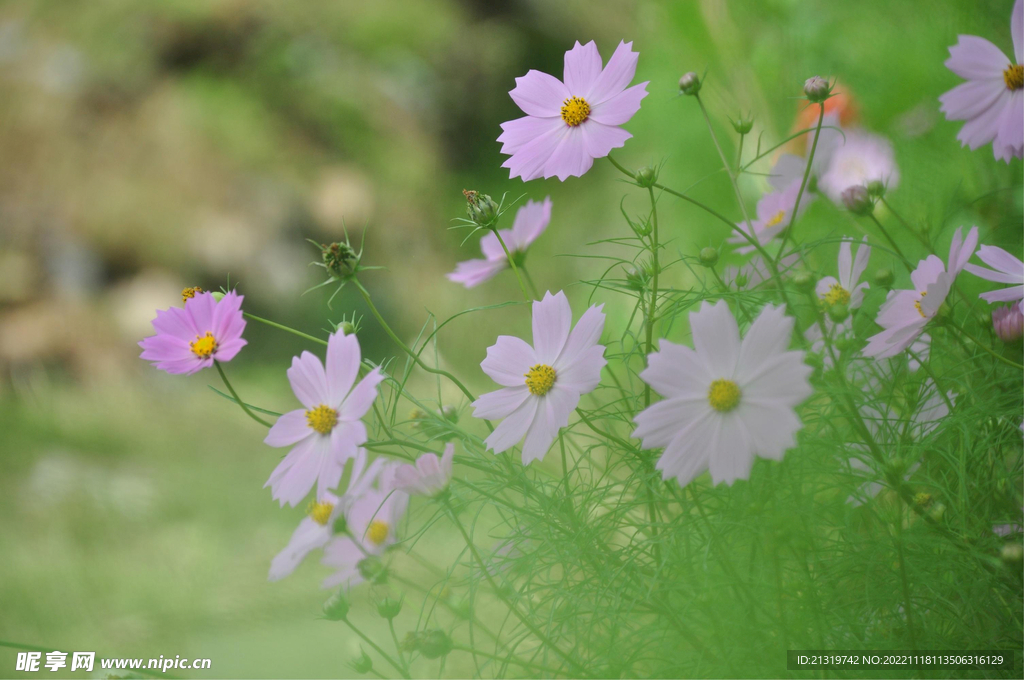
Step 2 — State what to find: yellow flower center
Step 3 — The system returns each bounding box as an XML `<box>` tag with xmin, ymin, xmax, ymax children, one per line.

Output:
<box><xmin>765</xmin><ymin>210</ymin><xmax>786</xmax><ymax>228</ymax></box>
<box><xmin>181</xmin><ymin>286</ymin><xmax>203</xmax><ymax>303</ymax></box>
<box><xmin>1004</xmin><ymin>64</ymin><xmax>1023</xmax><ymax>90</ymax></box>
<box><xmin>307</xmin><ymin>500</ymin><xmax>335</xmax><ymax>526</ymax></box>
<box><xmin>189</xmin><ymin>332</ymin><xmax>218</xmax><ymax>359</ymax></box>
<box><xmin>560</xmin><ymin>96</ymin><xmax>591</xmax><ymax>127</ymax></box>
<box><xmin>914</xmin><ymin>290</ymin><xmax>928</xmax><ymax>318</ymax></box>
<box><xmin>707</xmin><ymin>378</ymin><xmax>742</xmax><ymax>412</ymax></box>
<box><xmin>367</xmin><ymin>520</ymin><xmax>390</xmax><ymax>546</ymax></box>
<box><xmin>306</xmin><ymin>404</ymin><xmax>339</xmax><ymax>435</ymax></box>
<box><xmin>524</xmin><ymin>364</ymin><xmax>557</xmax><ymax>396</ymax></box>
<box><xmin>823</xmin><ymin>283</ymin><xmax>851</xmax><ymax>306</ymax></box>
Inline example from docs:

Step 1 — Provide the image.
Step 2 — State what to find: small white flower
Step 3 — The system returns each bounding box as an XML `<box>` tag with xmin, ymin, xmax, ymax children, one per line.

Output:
<box><xmin>816</xmin><ymin>237</ymin><xmax>871</xmax><ymax>310</ymax></box>
<box><xmin>818</xmin><ymin>130</ymin><xmax>900</xmax><ymax>203</ymax></box>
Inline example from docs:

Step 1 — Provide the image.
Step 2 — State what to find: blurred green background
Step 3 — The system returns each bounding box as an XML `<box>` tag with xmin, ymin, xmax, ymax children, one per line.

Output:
<box><xmin>0</xmin><ymin>0</ymin><xmax>1020</xmax><ymax>677</ymax></box>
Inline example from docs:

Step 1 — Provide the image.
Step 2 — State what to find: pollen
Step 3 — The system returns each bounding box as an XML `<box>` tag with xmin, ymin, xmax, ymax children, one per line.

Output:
<box><xmin>823</xmin><ymin>283</ymin><xmax>851</xmax><ymax>307</ymax></box>
<box><xmin>707</xmin><ymin>378</ymin><xmax>742</xmax><ymax>412</ymax></box>
<box><xmin>306</xmin><ymin>404</ymin><xmax>339</xmax><ymax>434</ymax></box>
<box><xmin>560</xmin><ymin>96</ymin><xmax>591</xmax><ymax>127</ymax></box>
<box><xmin>914</xmin><ymin>291</ymin><xmax>928</xmax><ymax>318</ymax></box>
<box><xmin>367</xmin><ymin>519</ymin><xmax>390</xmax><ymax>546</ymax></box>
<box><xmin>181</xmin><ymin>286</ymin><xmax>203</xmax><ymax>303</ymax></box>
<box><xmin>524</xmin><ymin>364</ymin><xmax>557</xmax><ymax>396</ymax></box>
<box><xmin>307</xmin><ymin>500</ymin><xmax>335</xmax><ymax>526</ymax></box>
<box><xmin>1004</xmin><ymin>64</ymin><xmax>1023</xmax><ymax>90</ymax></box>
<box><xmin>189</xmin><ymin>332</ymin><xmax>218</xmax><ymax>359</ymax></box>
<box><xmin>765</xmin><ymin>210</ymin><xmax>786</xmax><ymax>228</ymax></box>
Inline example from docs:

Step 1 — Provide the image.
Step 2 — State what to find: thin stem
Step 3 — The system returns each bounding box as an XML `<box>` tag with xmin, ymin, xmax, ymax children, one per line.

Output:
<box><xmin>342</xmin><ymin>618</ymin><xmax>411</xmax><ymax>679</ymax></box>
<box><xmin>214</xmin><ymin>360</ymin><xmax>271</xmax><ymax>427</ymax></box>
<box><xmin>450</xmin><ymin>643</ymin><xmax>565</xmax><ymax>676</ymax></box>
<box><xmin>243</xmin><ymin>312</ymin><xmax>327</xmax><ymax>346</ymax></box>
<box><xmin>775</xmin><ymin>102</ymin><xmax>825</xmax><ymax>263</ymax></box>
<box><xmin>867</xmin><ymin>214</ymin><xmax>914</xmax><ymax>272</ymax></box>
<box><xmin>643</xmin><ymin>185</ymin><xmax>663</xmax><ymax>566</ymax></box>
<box><xmin>491</xmin><ymin>229</ymin><xmax>532</xmax><ymax>302</ymax></box>
<box><xmin>952</xmin><ymin>323</ymin><xmax>1024</xmax><ymax>370</ymax></box>
<box><xmin>879</xmin><ymin>196</ymin><xmax>931</xmax><ymax>248</ymax></box>
<box><xmin>388</xmin><ymin>619</ymin><xmax>409</xmax><ymax>675</ymax></box>
<box><xmin>895</xmin><ymin>496</ymin><xmax>919</xmax><ymax>650</ymax></box>
<box><xmin>520</xmin><ymin>263</ymin><xmax>542</xmax><ymax>299</ymax></box>
<box><xmin>736</xmin><ymin>131</ymin><xmax>745</xmax><ymax>170</ymax></box>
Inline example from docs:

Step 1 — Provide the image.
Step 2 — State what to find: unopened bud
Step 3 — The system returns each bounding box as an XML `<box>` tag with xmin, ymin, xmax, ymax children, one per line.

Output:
<box><xmin>408</xmin><ymin>630</ymin><xmax>453</xmax><ymax>660</ymax></box>
<box><xmin>792</xmin><ymin>271</ymin><xmax>815</xmax><ymax>292</ymax></box>
<box><xmin>321</xmin><ymin>242</ymin><xmax>359</xmax><ymax>279</ymax></box>
<box><xmin>463</xmin><ymin>189</ymin><xmax>499</xmax><ymax>227</ymax></box>
<box><xmin>211</xmin><ymin>291</ymin><xmax>225</xmax><ymax>301</ymax></box>
<box><xmin>913</xmin><ymin>492</ymin><xmax>932</xmax><ymax>508</ymax></box>
<box><xmin>679</xmin><ymin>72</ymin><xmax>701</xmax><ymax>96</ymax></box>
<box><xmin>357</xmin><ymin>556</ymin><xmax>388</xmax><ymax>584</ymax></box>
<box><xmin>338</xmin><ymin>321</ymin><xmax>356</xmax><ymax>336</ymax></box>
<box><xmin>993</xmin><ymin>302</ymin><xmax>1024</xmax><ymax>343</ymax></box>
<box><xmin>625</xmin><ymin>266</ymin><xmax>649</xmax><ymax>292</ymax></box>
<box><xmin>377</xmin><ymin>597</ymin><xmax>403</xmax><ymax>620</ymax></box>
<box><xmin>873</xmin><ymin>268</ymin><xmax>894</xmax><ymax>288</ymax></box>
<box><xmin>731</xmin><ymin>116</ymin><xmax>754</xmax><ymax>135</ymax></box>
<box><xmin>803</xmin><ymin>75</ymin><xmax>830</xmax><ymax>103</ymax></box>
<box><xmin>1001</xmin><ymin>542</ymin><xmax>1024</xmax><ymax>565</ymax></box>
<box><xmin>867</xmin><ymin>179</ymin><xmax>886</xmax><ymax>198</ymax></box>
<box><xmin>351</xmin><ymin>650</ymin><xmax>373</xmax><ymax>674</ymax></box>
<box><xmin>442</xmin><ymin>404</ymin><xmax>459</xmax><ymax>423</ymax></box>
<box><xmin>827</xmin><ymin>303</ymin><xmax>849</xmax><ymax>323</ymax></box>
<box><xmin>698</xmin><ymin>247</ymin><xmax>719</xmax><ymax>267</ymax></box>
<box><xmin>635</xmin><ymin>165</ymin><xmax>657</xmax><ymax>188</ymax></box>
<box><xmin>841</xmin><ymin>185</ymin><xmax>874</xmax><ymax>215</ymax></box>
<box><xmin>323</xmin><ymin>590</ymin><xmax>350</xmax><ymax>620</ymax></box>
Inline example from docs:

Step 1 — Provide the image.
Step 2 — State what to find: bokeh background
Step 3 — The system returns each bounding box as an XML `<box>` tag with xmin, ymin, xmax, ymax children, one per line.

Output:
<box><xmin>1</xmin><ymin>0</ymin><xmax>1020</xmax><ymax>677</ymax></box>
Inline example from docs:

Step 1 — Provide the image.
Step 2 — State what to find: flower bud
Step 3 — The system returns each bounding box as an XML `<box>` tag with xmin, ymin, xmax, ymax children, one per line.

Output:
<box><xmin>867</xmin><ymin>179</ymin><xmax>886</xmax><ymax>198</ymax></box>
<box><xmin>993</xmin><ymin>302</ymin><xmax>1023</xmax><ymax>343</ymax></box>
<box><xmin>873</xmin><ymin>268</ymin><xmax>894</xmax><ymax>288</ymax></box>
<box><xmin>678</xmin><ymin>72</ymin><xmax>701</xmax><ymax>96</ymax></box>
<box><xmin>406</xmin><ymin>630</ymin><xmax>453</xmax><ymax>660</ymax></box>
<box><xmin>834</xmin><ymin>335</ymin><xmax>856</xmax><ymax>352</ymax></box>
<box><xmin>351</xmin><ymin>650</ymin><xmax>373</xmax><ymax>674</ymax></box>
<box><xmin>357</xmin><ymin>556</ymin><xmax>388</xmax><ymax>584</ymax></box>
<box><xmin>913</xmin><ymin>492</ymin><xmax>932</xmax><ymax>508</ymax></box>
<box><xmin>1001</xmin><ymin>542</ymin><xmax>1024</xmax><ymax>565</ymax></box>
<box><xmin>338</xmin><ymin>321</ymin><xmax>356</xmax><ymax>336</ymax></box>
<box><xmin>792</xmin><ymin>271</ymin><xmax>816</xmax><ymax>292</ymax></box>
<box><xmin>698</xmin><ymin>247</ymin><xmax>719</xmax><ymax>267</ymax></box>
<box><xmin>731</xmin><ymin>116</ymin><xmax>754</xmax><ymax>135</ymax></box>
<box><xmin>624</xmin><ymin>265</ymin><xmax>650</xmax><ymax>292</ymax></box>
<box><xmin>321</xmin><ymin>242</ymin><xmax>359</xmax><ymax>279</ymax></box>
<box><xmin>442</xmin><ymin>404</ymin><xmax>459</xmax><ymax>423</ymax></box>
<box><xmin>803</xmin><ymin>76</ymin><xmax>830</xmax><ymax>103</ymax></box>
<box><xmin>841</xmin><ymin>185</ymin><xmax>873</xmax><ymax>215</ymax></box>
<box><xmin>332</xmin><ymin>513</ymin><xmax>349</xmax><ymax>536</ymax></box>
<box><xmin>463</xmin><ymin>189</ymin><xmax>498</xmax><ymax>227</ymax></box>
<box><xmin>323</xmin><ymin>590</ymin><xmax>350</xmax><ymax>621</ymax></box>
<box><xmin>211</xmin><ymin>291</ymin><xmax>225</xmax><ymax>301</ymax></box>
<box><xmin>827</xmin><ymin>303</ymin><xmax>849</xmax><ymax>323</ymax></box>
<box><xmin>635</xmin><ymin>165</ymin><xmax>657</xmax><ymax>188</ymax></box>
<box><xmin>377</xmin><ymin>596</ymin><xmax>403</xmax><ymax>620</ymax></box>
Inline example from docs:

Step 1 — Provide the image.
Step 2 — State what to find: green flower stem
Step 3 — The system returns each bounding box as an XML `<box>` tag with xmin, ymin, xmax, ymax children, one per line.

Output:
<box><xmin>490</xmin><ymin>228</ymin><xmax>532</xmax><ymax>302</ymax></box>
<box><xmin>951</xmin><ymin>322</ymin><xmax>1024</xmax><ymax>370</ymax></box>
<box><xmin>243</xmin><ymin>312</ymin><xmax>327</xmax><ymax>346</ymax></box>
<box><xmin>214</xmin><ymin>360</ymin><xmax>271</xmax><ymax>427</ymax></box>
<box><xmin>736</xmin><ymin>130</ymin><xmax>745</xmax><ymax>169</ymax></box>
<box><xmin>387</xmin><ymin>619</ymin><xmax>409</xmax><ymax>676</ymax></box>
<box><xmin>895</xmin><ymin>496</ymin><xmax>919</xmax><ymax>650</ymax></box>
<box><xmin>449</xmin><ymin>643</ymin><xmax>565</xmax><ymax>676</ymax></box>
<box><xmin>867</xmin><ymin>214</ymin><xmax>914</xmax><ymax>272</ymax></box>
<box><xmin>879</xmin><ymin>196</ymin><xmax>931</xmax><ymax>248</ymax></box>
<box><xmin>519</xmin><ymin>262</ymin><xmax>542</xmax><ymax>300</ymax></box>
<box><xmin>389</xmin><ymin>574</ymin><xmax>506</xmax><ymax>649</ymax></box>
<box><xmin>774</xmin><ymin>102</ymin><xmax>825</xmax><ymax>264</ymax></box>
<box><xmin>643</xmin><ymin>185</ymin><xmax>663</xmax><ymax>566</ymax></box>
<box><xmin>443</xmin><ymin>498</ymin><xmax>587</xmax><ymax>675</ymax></box>
<box><xmin>341</xmin><ymin>618</ymin><xmax>410</xmax><ymax>679</ymax></box>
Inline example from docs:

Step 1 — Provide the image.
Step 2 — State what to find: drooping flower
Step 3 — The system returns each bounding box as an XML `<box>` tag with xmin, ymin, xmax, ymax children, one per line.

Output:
<box><xmin>264</xmin><ymin>332</ymin><xmax>385</xmax><ymax>507</ymax></box>
<box><xmin>817</xmin><ymin>130</ymin><xmax>900</xmax><ymax>204</ymax></box>
<box><xmin>633</xmin><ymin>301</ymin><xmax>813</xmax><ymax>487</ymax></box>
<box><xmin>498</xmin><ymin>41</ymin><xmax>648</xmax><ymax>181</ymax></box>
<box><xmin>816</xmin><ymin>237</ymin><xmax>871</xmax><ymax>310</ymax></box>
<box><xmin>863</xmin><ymin>226</ymin><xmax>979</xmax><ymax>359</ymax></box>
<box><xmin>448</xmin><ymin>198</ymin><xmax>552</xmax><ymax>288</ymax></box>
<box><xmin>268</xmin><ymin>450</ymin><xmax>383</xmax><ymax>582</ymax></box>
<box><xmin>321</xmin><ymin>475</ymin><xmax>409</xmax><ymax>590</ymax></box>
<box><xmin>389</xmin><ymin>443</ymin><xmax>455</xmax><ymax>498</ymax></box>
<box><xmin>993</xmin><ymin>301</ymin><xmax>1024</xmax><ymax>341</ymax></box>
<box><xmin>964</xmin><ymin>244</ymin><xmax>1024</xmax><ymax>302</ymax></box>
<box><xmin>729</xmin><ymin>182</ymin><xmax>809</xmax><ymax>254</ymax></box>
<box><xmin>938</xmin><ymin>0</ymin><xmax>1024</xmax><ymax>162</ymax></box>
<box><xmin>472</xmin><ymin>291</ymin><xmax>606</xmax><ymax>463</ymax></box>
<box><xmin>139</xmin><ymin>291</ymin><xmax>247</xmax><ymax>375</ymax></box>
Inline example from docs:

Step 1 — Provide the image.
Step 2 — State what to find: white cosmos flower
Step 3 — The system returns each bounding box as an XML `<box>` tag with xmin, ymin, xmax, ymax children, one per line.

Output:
<box><xmin>818</xmin><ymin>130</ymin><xmax>900</xmax><ymax>203</ymax></box>
<box><xmin>633</xmin><ymin>301</ymin><xmax>813</xmax><ymax>487</ymax></box>
<box><xmin>816</xmin><ymin>237</ymin><xmax>871</xmax><ymax>310</ymax></box>
<box><xmin>964</xmin><ymin>244</ymin><xmax>1024</xmax><ymax>303</ymax></box>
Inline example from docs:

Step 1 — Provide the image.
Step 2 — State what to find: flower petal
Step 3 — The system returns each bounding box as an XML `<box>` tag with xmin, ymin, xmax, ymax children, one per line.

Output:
<box><xmin>638</xmin><ymin>340</ymin><xmax>711</xmax><ymax>399</ymax></box>
<box><xmin>563</xmin><ymin>40</ymin><xmax>602</xmax><ymax>95</ymax></box>
<box><xmin>580</xmin><ymin>121</ymin><xmax>632</xmax><ymax>161</ymax></box>
<box><xmin>484</xmin><ymin>395</ymin><xmax>538</xmax><ymax>454</ymax></box>
<box><xmin>690</xmin><ymin>300</ymin><xmax>740</xmax><ymax>378</ymax></box>
<box><xmin>326</xmin><ymin>332</ymin><xmax>361</xmax><ymax>406</ymax></box>
<box><xmin>481</xmin><ymin>335</ymin><xmax>537</xmax><ymax>387</ymax></box>
<box><xmin>944</xmin><ymin>35</ymin><xmax>1010</xmax><ymax>80</ymax></box>
<box><xmin>509</xmin><ymin>70</ymin><xmax>570</xmax><ymax>118</ymax></box>
<box><xmin>588</xmin><ymin>82</ymin><xmax>648</xmax><ymax>126</ymax></box>
<box><xmin>510</xmin><ymin>197</ymin><xmax>552</xmax><ymax>249</ymax></box>
<box><xmin>543</xmin><ymin>127</ymin><xmax>594</xmax><ymax>180</ymax></box>
<box><xmin>447</xmin><ymin>258</ymin><xmax>507</xmax><ymax>288</ymax></box>
<box><xmin>339</xmin><ymin>368</ymin><xmax>384</xmax><ymax>421</ymax></box>
<box><xmin>520</xmin><ymin>386</ymin><xmax>577</xmax><ymax>464</ymax></box>
<box><xmin>473</xmin><ymin>385</ymin><xmax>531</xmax><ymax>420</ymax></box>
<box><xmin>502</xmin><ymin>122</ymin><xmax>569</xmax><ymax>182</ymax></box>
<box><xmin>532</xmin><ymin>291</ymin><xmax>573</xmax><ymax>365</ymax></box>
<box><xmin>269</xmin><ymin>518</ymin><xmax>330</xmax><ymax>581</ymax></box>
<box><xmin>265</xmin><ymin>409</ymin><xmax>313</xmax><ymax>447</ymax></box>
<box><xmin>586</xmin><ymin>40</ymin><xmax>639</xmax><ymax>104</ymax></box>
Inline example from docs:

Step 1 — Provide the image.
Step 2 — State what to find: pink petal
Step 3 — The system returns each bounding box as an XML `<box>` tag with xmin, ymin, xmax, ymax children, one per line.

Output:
<box><xmin>563</xmin><ymin>40</ymin><xmax>602</xmax><ymax>95</ymax></box>
<box><xmin>1014</xmin><ymin>0</ymin><xmax>1023</xmax><ymax>64</ymax></box>
<box><xmin>580</xmin><ymin>121</ymin><xmax>632</xmax><ymax>161</ymax></box>
<box><xmin>555</xmin><ymin>303</ymin><xmax>605</xmax><ymax>368</ymax></box>
<box><xmin>654</xmin><ymin>414</ymin><xmax>715</xmax><ymax>486</ymax></box>
<box><xmin>939</xmin><ymin>78</ymin><xmax>1006</xmax><ymax>121</ymax></box>
<box><xmin>995</xmin><ymin>91</ymin><xmax>1024</xmax><ymax>161</ymax></box>
<box><xmin>910</xmin><ymin>255</ymin><xmax>945</xmax><ymax>291</ymax></box>
<box><xmin>520</xmin><ymin>386</ymin><xmax>577</xmax><ymax>464</ymax></box>
<box><xmin>976</xmin><ymin>244</ymin><xmax>1024</xmax><ymax>277</ymax></box>
<box><xmin>509</xmin><ymin>70</ymin><xmax>570</xmax><ymax>118</ymax></box>
<box><xmin>735</xmin><ymin>304</ymin><xmax>797</xmax><ymax>378</ymax></box>
<box><xmin>265</xmin><ymin>435</ymin><xmax>323</xmax><ymax>507</ymax></box>
<box><xmin>639</xmin><ymin>340</ymin><xmax>711</xmax><ymax>399</ymax></box>
<box><xmin>502</xmin><ymin>123</ymin><xmax>569</xmax><ymax>182</ymax></box>
<box><xmin>326</xmin><ymin>332</ymin><xmax>361</xmax><ymax>406</ymax></box>
<box><xmin>287</xmin><ymin>351</ymin><xmax>330</xmax><ymax>410</ymax></box>
<box><xmin>543</xmin><ymin>127</ymin><xmax>594</xmax><ymax>180</ymax></box>
<box><xmin>957</xmin><ymin>90</ymin><xmax>1011</xmax><ymax>149</ymax></box>
<box><xmin>213</xmin><ymin>338</ymin><xmax>247</xmax><ymax>363</ymax></box>
<box><xmin>269</xmin><ymin>517</ymin><xmax>329</xmax><ymax>581</ymax></box>
<box><xmin>479</xmin><ymin>230</ymin><xmax>509</xmax><ymax>260</ymax></box>
<box><xmin>980</xmin><ymin>285</ymin><xmax>1024</xmax><ymax>302</ymax></box>
<box><xmin>633</xmin><ymin>395</ymin><xmax>709</xmax><ymax>449</ymax></box>
<box><xmin>690</xmin><ymin>300</ymin><xmax>740</xmax><ymax>378</ymax></box>
<box><xmin>139</xmin><ymin>334</ymin><xmax>191</xmax><ymax>363</ymax></box>
<box><xmin>945</xmin><ymin>35</ymin><xmax>1010</xmax><ymax>80</ymax></box>
<box><xmin>481</xmin><ymin>335</ymin><xmax>537</xmax><ymax>386</ymax></box>
<box><xmin>589</xmin><ymin>82</ymin><xmax>648</xmax><ymax>126</ymax></box>
<box><xmin>151</xmin><ymin>306</ymin><xmax>198</xmax><ymax>342</ymax></box>
<box><xmin>707</xmin><ymin>414</ymin><xmax>754</xmax><ymax>486</ymax></box>
<box><xmin>498</xmin><ymin>115</ymin><xmax>564</xmax><ymax>156</ymax></box>
<box><xmin>185</xmin><ymin>292</ymin><xmax>217</xmax><ymax>334</ymax></box>
<box><xmin>265</xmin><ymin>409</ymin><xmax>312</xmax><ymax>447</ymax></box>
<box><xmin>554</xmin><ymin>344</ymin><xmax>606</xmax><ymax>394</ymax></box>
<box><xmin>532</xmin><ymin>291</ymin><xmax>572</xmax><ymax>365</ymax></box>
<box><xmin>339</xmin><ymin>368</ymin><xmax>383</xmax><ymax>421</ymax></box>
<box><xmin>483</xmin><ymin>396</ymin><xmax>538</xmax><ymax>454</ymax></box>
<box><xmin>473</xmin><ymin>385</ymin><xmax>531</xmax><ymax>420</ymax></box>
<box><xmin>447</xmin><ymin>258</ymin><xmax>506</xmax><ymax>288</ymax></box>
<box><xmin>212</xmin><ymin>291</ymin><xmax>246</xmax><ymax>342</ymax></box>
<box><xmin>586</xmin><ymin>40</ymin><xmax>639</xmax><ymax>104</ymax></box>
<box><xmin>510</xmin><ymin>197</ymin><xmax>552</xmax><ymax>248</ymax></box>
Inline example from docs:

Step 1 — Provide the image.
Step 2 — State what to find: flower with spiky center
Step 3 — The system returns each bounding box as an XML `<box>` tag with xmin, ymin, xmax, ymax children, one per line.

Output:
<box><xmin>448</xmin><ymin>198</ymin><xmax>552</xmax><ymax>289</ymax></box>
<box><xmin>268</xmin><ymin>450</ymin><xmax>383</xmax><ymax>582</ymax></box>
<box><xmin>321</xmin><ymin>469</ymin><xmax>409</xmax><ymax>590</ymax></box>
<box><xmin>498</xmin><ymin>41</ymin><xmax>648</xmax><ymax>181</ymax></box>
<box><xmin>939</xmin><ymin>0</ymin><xmax>1023</xmax><ymax>162</ymax></box>
<box><xmin>264</xmin><ymin>332</ymin><xmax>385</xmax><ymax>507</ymax></box>
<box><xmin>864</xmin><ymin>227</ymin><xmax>978</xmax><ymax>359</ymax></box>
<box><xmin>964</xmin><ymin>244</ymin><xmax>1024</xmax><ymax>302</ymax></box>
<box><xmin>389</xmin><ymin>443</ymin><xmax>455</xmax><ymax>498</ymax></box>
<box><xmin>816</xmin><ymin>237</ymin><xmax>871</xmax><ymax>311</ymax></box>
<box><xmin>139</xmin><ymin>291</ymin><xmax>247</xmax><ymax>375</ymax></box>
<box><xmin>472</xmin><ymin>291</ymin><xmax>606</xmax><ymax>464</ymax></box>
<box><xmin>633</xmin><ymin>301</ymin><xmax>813</xmax><ymax>487</ymax></box>
<box><xmin>817</xmin><ymin>130</ymin><xmax>900</xmax><ymax>204</ymax></box>
<box><xmin>729</xmin><ymin>182</ymin><xmax>809</xmax><ymax>254</ymax></box>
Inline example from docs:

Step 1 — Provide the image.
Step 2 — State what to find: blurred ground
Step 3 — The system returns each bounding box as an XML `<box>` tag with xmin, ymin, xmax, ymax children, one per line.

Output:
<box><xmin>0</xmin><ymin>0</ymin><xmax>1021</xmax><ymax>677</ymax></box>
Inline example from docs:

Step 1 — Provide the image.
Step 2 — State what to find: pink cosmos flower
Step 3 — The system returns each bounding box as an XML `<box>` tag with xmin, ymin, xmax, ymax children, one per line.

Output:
<box><xmin>938</xmin><ymin>0</ymin><xmax>1023</xmax><ymax>162</ymax></box>
<box><xmin>139</xmin><ymin>291</ymin><xmax>247</xmax><ymax>375</ymax></box>
<box><xmin>816</xmin><ymin>237</ymin><xmax>871</xmax><ymax>310</ymax></box>
<box><xmin>817</xmin><ymin>130</ymin><xmax>900</xmax><ymax>203</ymax></box>
<box><xmin>993</xmin><ymin>301</ymin><xmax>1024</xmax><ymax>341</ymax></box>
<box><xmin>472</xmin><ymin>291</ymin><xmax>606</xmax><ymax>464</ymax></box>
<box><xmin>633</xmin><ymin>301</ymin><xmax>813</xmax><ymax>487</ymax></box>
<box><xmin>498</xmin><ymin>41</ymin><xmax>648</xmax><ymax>181</ymax></box>
<box><xmin>729</xmin><ymin>182</ymin><xmax>809</xmax><ymax>254</ymax></box>
<box><xmin>264</xmin><ymin>331</ymin><xmax>385</xmax><ymax>507</ymax></box>
<box><xmin>268</xmin><ymin>450</ymin><xmax>383</xmax><ymax>582</ymax></box>
<box><xmin>447</xmin><ymin>198</ymin><xmax>552</xmax><ymax>288</ymax></box>
<box><xmin>964</xmin><ymin>244</ymin><xmax>1024</xmax><ymax>302</ymax></box>
<box><xmin>389</xmin><ymin>443</ymin><xmax>454</xmax><ymax>497</ymax></box>
<box><xmin>863</xmin><ymin>226</ymin><xmax>978</xmax><ymax>359</ymax></box>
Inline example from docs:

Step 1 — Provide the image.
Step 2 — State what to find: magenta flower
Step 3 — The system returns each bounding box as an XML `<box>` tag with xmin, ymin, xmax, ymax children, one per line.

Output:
<box><xmin>264</xmin><ymin>332</ymin><xmax>385</xmax><ymax>507</ymax></box>
<box><xmin>389</xmin><ymin>443</ymin><xmax>454</xmax><ymax>497</ymax></box>
<box><xmin>729</xmin><ymin>182</ymin><xmax>809</xmax><ymax>254</ymax></box>
<box><xmin>964</xmin><ymin>244</ymin><xmax>1024</xmax><ymax>302</ymax></box>
<box><xmin>938</xmin><ymin>0</ymin><xmax>1023</xmax><ymax>162</ymax></box>
<box><xmin>498</xmin><ymin>41</ymin><xmax>648</xmax><ymax>181</ymax></box>
<box><xmin>447</xmin><ymin>198</ymin><xmax>552</xmax><ymax>288</ymax></box>
<box><xmin>993</xmin><ymin>301</ymin><xmax>1024</xmax><ymax>342</ymax></box>
<box><xmin>139</xmin><ymin>291</ymin><xmax>247</xmax><ymax>375</ymax></box>
<box><xmin>472</xmin><ymin>291</ymin><xmax>606</xmax><ymax>464</ymax></box>
<box><xmin>863</xmin><ymin>226</ymin><xmax>978</xmax><ymax>359</ymax></box>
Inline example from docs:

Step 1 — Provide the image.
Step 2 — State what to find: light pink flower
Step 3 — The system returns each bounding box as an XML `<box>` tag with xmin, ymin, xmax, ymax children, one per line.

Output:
<box><xmin>938</xmin><ymin>0</ymin><xmax>1024</xmax><ymax>162</ymax></box>
<box><xmin>447</xmin><ymin>198</ymin><xmax>551</xmax><ymax>288</ymax></box>
<box><xmin>993</xmin><ymin>301</ymin><xmax>1024</xmax><ymax>341</ymax></box>
<box><xmin>863</xmin><ymin>227</ymin><xmax>978</xmax><ymax>359</ymax></box>
<box><xmin>768</xmin><ymin>113</ymin><xmax>842</xmax><ymax>191</ymax></box>
<box><xmin>268</xmin><ymin>450</ymin><xmax>383</xmax><ymax>582</ymax></box>
<box><xmin>964</xmin><ymin>244</ymin><xmax>1024</xmax><ymax>302</ymax></box>
<box><xmin>139</xmin><ymin>291</ymin><xmax>247</xmax><ymax>374</ymax></box>
<box><xmin>817</xmin><ymin>130</ymin><xmax>900</xmax><ymax>203</ymax></box>
<box><xmin>389</xmin><ymin>443</ymin><xmax>454</xmax><ymax>497</ymax></box>
<box><xmin>803</xmin><ymin>317</ymin><xmax>853</xmax><ymax>370</ymax></box>
<box><xmin>472</xmin><ymin>291</ymin><xmax>606</xmax><ymax>464</ymax></box>
<box><xmin>816</xmin><ymin>237</ymin><xmax>871</xmax><ymax>310</ymax></box>
<box><xmin>264</xmin><ymin>332</ymin><xmax>385</xmax><ymax>507</ymax></box>
<box><xmin>633</xmin><ymin>301</ymin><xmax>813</xmax><ymax>487</ymax></box>
<box><xmin>498</xmin><ymin>41</ymin><xmax>648</xmax><ymax>181</ymax></box>
<box><xmin>729</xmin><ymin>182</ymin><xmax>809</xmax><ymax>254</ymax></box>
